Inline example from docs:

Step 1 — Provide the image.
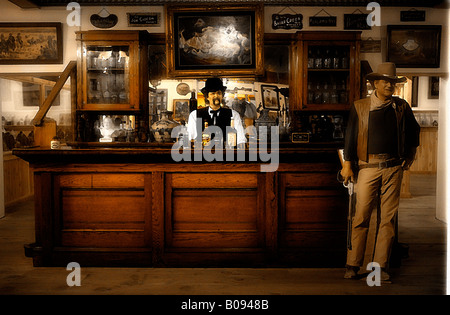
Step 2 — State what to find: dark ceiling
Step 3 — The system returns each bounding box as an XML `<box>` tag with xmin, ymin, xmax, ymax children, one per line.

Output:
<box><xmin>8</xmin><ymin>0</ymin><xmax>449</xmax><ymax>8</ymax></box>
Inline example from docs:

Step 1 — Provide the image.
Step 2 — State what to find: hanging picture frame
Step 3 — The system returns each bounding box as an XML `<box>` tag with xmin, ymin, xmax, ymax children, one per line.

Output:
<box><xmin>0</xmin><ymin>23</ymin><xmax>63</xmax><ymax>64</ymax></box>
<box><xmin>166</xmin><ymin>4</ymin><xmax>264</xmax><ymax>77</ymax></box>
<box><xmin>261</xmin><ymin>84</ymin><xmax>280</xmax><ymax>110</ymax></box>
<box><xmin>386</xmin><ymin>25</ymin><xmax>441</xmax><ymax>68</ymax></box>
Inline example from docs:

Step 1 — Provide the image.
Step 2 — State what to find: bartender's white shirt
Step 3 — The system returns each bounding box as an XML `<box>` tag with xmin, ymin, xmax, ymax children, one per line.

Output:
<box><xmin>187</xmin><ymin>107</ymin><xmax>247</xmax><ymax>144</ymax></box>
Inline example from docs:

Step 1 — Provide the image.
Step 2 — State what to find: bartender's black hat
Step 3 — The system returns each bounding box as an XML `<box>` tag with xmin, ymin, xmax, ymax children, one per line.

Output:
<box><xmin>201</xmin><ymin>78</ymin><xmax>227</xmax><ymax>95</ymax></box>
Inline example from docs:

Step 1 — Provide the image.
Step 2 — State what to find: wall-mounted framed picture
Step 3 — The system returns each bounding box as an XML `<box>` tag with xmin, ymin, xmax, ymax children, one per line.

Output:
<box><xmin>166</xmin><ymin>4</ymin><xmax>264</xmax><ymax>77</ymax></box>
<box><xmin>428</xmin><ymin>76</ymin><xmax>440</xmax><ymax>99</ymax></box>
<box><xmin>386</xmin><ymin>25</ymin><xmax>441</xmax><ymax>68</ymax></box>
<box><xmin>172</xmin><ymin>99</ymin><xmax>190</xmax><ymax>123</ymax></box>
<box><xmin>261</xmin><ymin>84</ymin><xmax>280</xmax><ymax>110</ymax></box>
<box><xmin>0</xmin><ymin>23</ymin><xmax>63</xmax><ymax>64</ymax></box>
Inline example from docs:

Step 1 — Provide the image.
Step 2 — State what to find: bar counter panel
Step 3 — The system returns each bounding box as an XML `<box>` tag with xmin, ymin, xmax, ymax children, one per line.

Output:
<box><xmin>14</xmin><ymin>146</ymin><xmax>348</xmax><ymax>267</ymax></box>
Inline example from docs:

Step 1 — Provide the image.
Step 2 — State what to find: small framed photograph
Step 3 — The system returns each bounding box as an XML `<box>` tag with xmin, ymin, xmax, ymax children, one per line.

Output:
<box><xmin>261</xmin><ymin>85</ymin><xmax>280</xmax><ymax>110</ymax></box>
<box><xmin>386</xmin><ymin>25</ymin><xmax>441</xmax><ymax>68</ymax></box>
<box><xmin>0</xmin><ymin>23</ymin><xmax>63</xmax><ymax>64</ymax></box>
<box><xmin>173</xmin><ymin>99</ymin><xmax>190</xmax><ymax>123</ymax></box>
<box><xmin>428</xmin><ymin>76</ymin><xmax>440</xmax><ymax>99</ymax></box>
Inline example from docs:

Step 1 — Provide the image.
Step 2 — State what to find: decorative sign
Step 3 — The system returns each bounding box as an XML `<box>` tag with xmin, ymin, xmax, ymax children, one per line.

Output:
<box><xmin>90</xmin><ymin>11</ymin><xmax>118</xmax><ymax>29</ymax></box>
<box><xmin>361</xmin><ymin>38</ymin><xmax>381</xmax><ymax>53</ymax></box>
<box><xmin>309</xmin><ymin>16</ymin><xmax>337</xmax><ymax>27</ymax></box>
<box><xmin>127</xmin><ymin>13</ymin><xmax>161</xmax><ymax>27</ymax></box>
<box><xmin>272</xmin><ymin>14</ymin><xmax>303</xmax><ymax>30</ymax></box>
<box><xmin>291</xmin><ymin>132</ymin><xmax>310</xmax><ymax>143</ymax></box>
<box><xmin>400</xmin><ymin>10</ymin><xmax>426</xmax><ymax>21</ymax></box>
<box><xmin>309</xmin><ymin>9</ymin><xmax>336</xmax><ymax>27</ymax></box>
<box><xmin>344</xmin><ymin>14</ymin><xmax>371</xmax><ymax>30</ymax></box>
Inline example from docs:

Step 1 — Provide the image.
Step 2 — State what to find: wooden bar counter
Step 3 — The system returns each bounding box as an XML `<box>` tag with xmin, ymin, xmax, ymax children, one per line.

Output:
<box><xmin>13</xmin><ymin>144</ymin><xmax>348</xmax><ymax>267</ymax></box>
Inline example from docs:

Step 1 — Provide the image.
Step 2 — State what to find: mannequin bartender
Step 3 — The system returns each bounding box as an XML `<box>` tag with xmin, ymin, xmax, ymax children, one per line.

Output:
<box><xmin>187</xmin><ymin>77</ymin><xmax>246</xmax><ymax>147</ymax></box>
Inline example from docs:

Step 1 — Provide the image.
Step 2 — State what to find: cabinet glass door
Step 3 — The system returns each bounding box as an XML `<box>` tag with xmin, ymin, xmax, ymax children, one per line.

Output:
<box><xmin>304</xmin><ymin>43</ymin><xmax>353</xmax><ymax>108</ymax></box>
<box><xmin>85</xmin><ymin>45</ymin><xmax>130</xmax><ymax>107</ymax></box>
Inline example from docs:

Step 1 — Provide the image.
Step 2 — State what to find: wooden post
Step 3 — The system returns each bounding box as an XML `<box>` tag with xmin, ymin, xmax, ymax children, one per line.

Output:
<box><xmin>33</xmin><ymin>118</ymin><xmax>57</xmax><ymax>148</ymax></box>
<box><xmin>30</xmin><ymin>61</ymin><xmax>77</xmax><ymax>147</ymax></box>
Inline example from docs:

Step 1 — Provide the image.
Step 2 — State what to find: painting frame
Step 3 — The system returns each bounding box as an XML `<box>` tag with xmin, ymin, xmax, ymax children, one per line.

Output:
<box><xmin>172</xmin><ymin>99</ymin><xmax>190</xmax><ymax>123</ymax></box>
<box><xmin>0</xmin><ymin>22</ymin><xmax>63</xmax><ymax>65</ymax></box>
<box><xmin>386</xmin><ymin>25</ymin><xmax>441</xmax><ymax>68</ymax></box>
<box><xmin>166</xmin><ymin>4</ymin><xmax>264</xmax><ymax>78</ymax></box>
<box><xmin>428</xmin><ymin>76</ymin><xmax>440</xmax><ymax>99</ymax></box>
<box><xmin>261</xmin><ymin>84</ymin><xmax>280</xmax><ymax>110</ymax></box>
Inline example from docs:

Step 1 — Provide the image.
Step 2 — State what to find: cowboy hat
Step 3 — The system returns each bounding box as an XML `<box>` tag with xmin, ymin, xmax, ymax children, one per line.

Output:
<box><xmin>366</xmin><ymin>62</ymin><xmax>406</xmax><ymax>83</ymax></box>
<box><xmin>201</xmin><ymin>78</ymin><xmax>227</xmax><ymax>95</ymax></box>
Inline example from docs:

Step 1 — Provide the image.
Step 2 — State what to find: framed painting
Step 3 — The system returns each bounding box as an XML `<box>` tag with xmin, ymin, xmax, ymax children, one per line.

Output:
<box><xmin>386</xmin><ymin>25</ymin><xmax>441</xmax><ymax>68</ymax></box>
<box><xmin>166</xmin><ymin>4</ymin><xmax>264</xmax><ymax>77</ymax></box>
<box><xmin>172</xmin><ymin>99</ymin><xmax>190</xmax><ymax>123</ymax></box>
<box><xmin>0</xmin><ymin>23</ymin><xmax>63</xmax><ymax>64</ymax></box>
<box><xmin>261</xmin><ymin>84</ymin><xmax>280</xmax><ymax>110</ymax></box>
<box><xmin>428</xmin><ymin>76</ymin><xmax>440</xmax><ymax>99</ymax></box>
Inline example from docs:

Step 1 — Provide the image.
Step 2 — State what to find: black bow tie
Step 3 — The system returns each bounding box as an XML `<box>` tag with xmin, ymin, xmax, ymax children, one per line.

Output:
<box><xmin>210</xmin><ymin>108</ymin><xmax>221</xmax><ymax>118</ymax></box>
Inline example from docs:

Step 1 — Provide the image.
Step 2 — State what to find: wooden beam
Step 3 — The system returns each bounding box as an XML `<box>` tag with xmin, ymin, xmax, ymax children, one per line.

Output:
<box><xmin>8</xmin><ymin>0</ymin><xmax>40</xmax><ymax>8</ymax></box>
<box><xmin>32</xmin><ymin>61</ymin><xmax>77</xmax><ymax>126</ymax></box>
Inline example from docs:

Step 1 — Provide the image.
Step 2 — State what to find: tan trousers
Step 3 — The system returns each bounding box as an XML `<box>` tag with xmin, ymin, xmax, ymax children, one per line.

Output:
<box><xmin>346</xmin><ymin>161</ymin><xmax>403</xmax><ymax>269</ymax></box>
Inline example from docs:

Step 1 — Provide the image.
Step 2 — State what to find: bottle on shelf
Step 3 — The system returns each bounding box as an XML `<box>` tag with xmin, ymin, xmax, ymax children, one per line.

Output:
<box><xmin>332</xmin><ymin>49</ymin><xmax>340</xmax><ymax>69</ymax></box>
<box><xmin>189</xmin><ymin>90</ymin><xmax>198</xmax><ymax>113</ymax></box>
<box><xmin>94</xmin><ymin>80</ymin><xmax>102</xmax><ymax>103</ymax></box>
<box><xmin>314</xmin><ymin>81</ymin><xmax>322</xmax><ymax>104</ymax></box>
<box><xmin>110</xmin><ymin>78</ymin><xmax>118</xmax><ymax>103</ymax></box>
<box><xmin>341</xmin><ymin>50</ymin><xmax>349</xmax><ymax>69</ymax></box>
<box><xmin>103</xmin><ymin>79</ymin><xmax>111</xmax><ymax>103</ymax></box>
<box><xmin>119</xmin><ymin>83</ymin><xmax>128</xmax><ymax>104</ymax></box>
<box><xmin>323</xmin><ymin>48</ymin><xmax>331</xmax><ymax>69</ymax></box>
<box><xmin>307</xmin><ymin>81</ymin><xmax>314</xmax><ymax>104</ymax></box>
<box><xmin>314</xmin><ymin>48</ymin><xmax>323</xmax><ymax>69</ymax></box>
<box><xmin>107</xmin><ymin>51</ymin><xmax>116</xmax><ymax>69</ymax></box>
<box><xmin>202</xmin><ymin>121</ymin><xmax>211</xmax><ymax>147</ymax></box>
<box><xmin>226</xmin><ymin>118</ymin><xmax>237</xmax><ymax>149</ymax></box>
<box><xmin>307</xmin><ymin>48</ymin><xmax>314</xmax><ymax>69</ymax></box>
<box><xmin>322</xmin><ymin>81</ymin><xmax>330</xmax><ymax>104</ymax></box>
<box><xmin>88</xmin><ymin>79</ymin><xmax>96</xmax><ymax>103</ymax></box>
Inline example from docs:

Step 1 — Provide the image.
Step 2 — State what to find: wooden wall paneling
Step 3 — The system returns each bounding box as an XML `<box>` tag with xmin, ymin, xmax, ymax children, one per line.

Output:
<box><xmin>262</xmin><ymin>172</ymin><xmax>277</xmax><ymax>259</ymax></box>
<box><xmin>144</xmin><ymin>173</ymin><xmax>153</xmax><ymax>249</ymax></box>
<box><xmin>3</xmin><ymin>154</ymin><xmax>33</xmax><ymax>206</ymax></box>
<box><xmin>152</xmin><ymin>171</ymin><xmax>165</xmax><ymax>266</ymax></box>
<box><xmin>53</xmin><ymin>174</ymin><xmax>62</xmax><ymax>248</ymax></box>
<box><xmin>164</xmin><ymin>173</ymin><xmax>173</xmax><ymax>248</ymax></box>
<box><xmin>410</xmin><ymin>127</ymin><xmax>438</xmax><ymax>174</ymax></box>
<box><xmin>278</xmin><ymin>168</ymin><xmax>348</xmax><ymax>265</ymax></box>
<box><xmin>33</xmin><ymin>172</ymin><xmax>53</xmax><ymax>266</ymax></box>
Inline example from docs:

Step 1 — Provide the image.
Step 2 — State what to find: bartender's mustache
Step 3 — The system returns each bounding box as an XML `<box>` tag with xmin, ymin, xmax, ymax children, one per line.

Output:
<box><xmin>210</xmin><ymin>97</ymin><xmax>221</xmax><ymax>105</ymax></box>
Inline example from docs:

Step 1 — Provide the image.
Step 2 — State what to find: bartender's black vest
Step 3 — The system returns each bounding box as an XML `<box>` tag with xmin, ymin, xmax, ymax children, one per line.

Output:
<box><xmin>197</xmin><ymin>107</ymin><xmax>232</xmax><ymax>141</ymax></box>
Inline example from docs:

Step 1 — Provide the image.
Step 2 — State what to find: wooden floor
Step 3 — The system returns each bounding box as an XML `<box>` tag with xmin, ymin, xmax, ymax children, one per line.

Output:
<box><xmin>0</xmin><ymin>174</ymin><xmax>446</xmax><ymax>296</ymax></box>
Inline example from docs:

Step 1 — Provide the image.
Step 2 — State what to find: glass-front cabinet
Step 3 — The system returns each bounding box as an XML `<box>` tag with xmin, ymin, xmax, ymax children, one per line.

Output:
<box><xmin>291</xmin><ymin>31</ymin><xmax>361</xmax><ymax>112</ymax></box>
<box><xmin>76</xmin><ymin>31</ymin><xmax>148</xmax><ymax>111</ymax></box>
<box><xmin>75</xmin><ymin>31</ymin><xmax>149</xmax><ymax>143</ymax></box>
